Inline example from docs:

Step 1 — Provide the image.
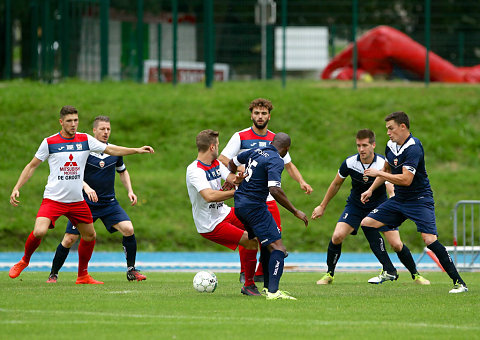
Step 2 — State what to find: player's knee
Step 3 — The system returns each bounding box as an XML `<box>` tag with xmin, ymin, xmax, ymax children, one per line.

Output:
<box><xmin>80</xmin><ymin>230</ymin><xmax>96</xmax><ymax>242</ymax></box>
<box><xmin>244</xmin><ymin>239</ymin><xmax>258</xmax><ymax>250</ymax></box>
<box><xmin>32</xmin><ymin>229</ymin><xmax>47</xmax><ymax>239</ymax></box>
<box><xmin>122</xmin><ymin>225</ymin><xmax>134</xmax><ymax>236</ymax></box>
<box><xmin>389</xmin><ymin>241</ymin><xmax>403</xmax><ymax>252</ymax></box>
<box><xmin>331</xmin><ymin>233</ymin><xmax>345</xmax><ymax>244</ymax></box>
<box><xmin>62</xmin><ymin>234</ymin><xmax>79</xmax><ymax>248</ymax></box>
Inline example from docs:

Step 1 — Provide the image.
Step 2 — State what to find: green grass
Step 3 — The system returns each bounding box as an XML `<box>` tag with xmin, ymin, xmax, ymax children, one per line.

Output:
<box><xmin>1</xmin><ymin>271</ymin><xmax>478</xmax><ymax>339</ymax></box>
<box><xmin>1</xmin><ymin>80</ymin><xmax>480</xmax><ymax>252</ymax></box>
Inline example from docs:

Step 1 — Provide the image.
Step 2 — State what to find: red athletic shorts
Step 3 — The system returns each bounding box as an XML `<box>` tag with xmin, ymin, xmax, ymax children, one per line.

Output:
<box><xmin>201</xmin><ymin>208</ymin><xmax>246</xmax><ymax>250</ymax></box>
<box><xmin>267</xmin><ymin>200</ymin><xmax>282</xmax><ymax>231</ymax></box>
<box><xmin>36</xmin><ymin>198</ymin><xmax>93</xmax><ymax>229</ymax></box>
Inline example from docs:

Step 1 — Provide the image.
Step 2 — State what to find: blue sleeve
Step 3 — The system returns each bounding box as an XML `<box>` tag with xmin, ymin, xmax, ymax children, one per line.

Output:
<box><xmin>267</xmin><ymin>156</ymin><xmax>284</xmax><ymax>184</ymax></box>
<box><xmin>236</xmin><ymin>149</ymin><xmax>252</xmax><ymax>165</ymax></box>
<box><xmin>116</xmin><ymin>156</ymin><xmax>124</xmax><ymax>167</ymax></box>
<box><xmin>338</xmin><ymin>159</ymin><xmax>349</xmax><ymax>178</ymax></box>
<box><xmin>403</xmin><ymin>145</ymin><xmax>422</xmax><ymax>170</ymax></box>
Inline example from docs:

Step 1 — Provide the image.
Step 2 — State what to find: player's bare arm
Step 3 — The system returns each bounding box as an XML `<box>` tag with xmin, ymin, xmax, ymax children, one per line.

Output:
<box><xmin>269</xmin><ymin>186</ymin><xmax>308</xmax><ymax>227</ymax></box>
<box><xmin>119</xmin><ymin>170</ymin><xmax>137</xmax><ymax>206</ymax></box>
<box><xmin>217</xmin><ymin>154</ymin><xmax>230</xmax><ymax>168</ymax></box>
<box><xmin>311</xmin><ymin>173</ymin><xmax>345</xmax><ymax>219</ymax></box>
<box><xmin>199</xmin><ymin>188</ymin><xmax>235</xmax><ymax>202</ymax></box>
<box><xmin>360</xmin><ymin>162</ymin><xmax>389</xmax><ymax>204</ymax></box>
<box><xmin>82</xmin><ymin>181</ymin><xmax>98</xmax><ymax>203</ymax></box>
<box><xmin>10</xmin><ymin>157</ymin><xmax>42</xmax><ymax>206</ymax></box>
<box><xmin>284</xmin><ymin>162</ymin><xmax>313</xmax><ymax>194</ymax></box>
<box><xmin>364</xmin><ymin>166</ymin><xmax>414</xmax><ymax>187</ymax></box>
<box><xmin>104</xmin><ymin>145</ymin><xmax>154</xmax><ymax>156</ymax></box>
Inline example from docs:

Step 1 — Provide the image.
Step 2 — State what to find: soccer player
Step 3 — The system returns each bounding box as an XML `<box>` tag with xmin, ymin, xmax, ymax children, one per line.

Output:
<box><xmin>229</xmin><ymin>132</ymin><xmax>308</xmax><ymax>300</ymax></box>
<box><xmin>46</xmin><ymin>116</ymin><xmax>146</xmax><ymax>283</ymax></box>
<box><xmin>186</xmin><ymin>129</ymin><xmax>261</xmax><ymax>296</ymax></box>
<box><xmin>9</xmin><ymin>106</ymin><xmax>154</xmax><ymax>284</ymax></box>
<box><xmin>218</xmin><ymin>98</ymin><xmax>313</xmax><ymax>283</ymax></box>
<box><xmin>360</xmin><ymin>111</ymin><xmax>468</xmax><ymax>293</ymax></box>
<box><xmin>312</xmin><ymin>129</ymin><xmax>430</xmax><ymax>285</ymax></box>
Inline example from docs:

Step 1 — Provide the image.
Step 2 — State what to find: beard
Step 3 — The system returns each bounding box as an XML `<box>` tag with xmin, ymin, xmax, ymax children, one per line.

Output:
<box><xmin>253</xmin><ymin>119</ymin><xmax>269</xmax><ymax>130</ymax></box>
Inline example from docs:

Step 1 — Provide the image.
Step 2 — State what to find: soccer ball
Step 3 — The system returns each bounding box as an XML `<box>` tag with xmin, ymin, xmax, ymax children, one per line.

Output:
<box><xmin>193</xmin><ymin>271</ymin><xmax>218</xmax><ymax>293</ymax></box>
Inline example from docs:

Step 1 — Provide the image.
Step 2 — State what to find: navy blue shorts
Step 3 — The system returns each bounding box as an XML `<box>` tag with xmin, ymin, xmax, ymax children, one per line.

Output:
<box><xmin>366</xmin><ymin>196</ymin><xmax>437</xmax><ymax>235</ymax></box>
<box><xmin>66</xmin><ymin>201</ymin><xmax>130</xmax><ymax>235</ymax></box>
<box><xmin>235</xmin><ymin>204</ymin><xmax>281</xmax><ymax>247</ymax></box>
<box><xmin>338</xmin><ymin>203</ymin><xmax>397</xmax><ymax>235</ymax></box>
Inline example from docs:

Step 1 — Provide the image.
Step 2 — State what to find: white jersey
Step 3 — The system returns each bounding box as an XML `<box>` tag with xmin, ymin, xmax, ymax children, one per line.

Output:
<box><xmin>34</xmin><ymin>132</ymin><xmax>107</xmax><ymax>203</ymax></box>
<box><xmin>186</xmin><ymin>159</ymin><xmax>232</xmax><ymax>233</ymax></box>
<box><xmin>221</xmin><ymin>127</ymin><xmax>291</xmax><ymax>201</ymax></box>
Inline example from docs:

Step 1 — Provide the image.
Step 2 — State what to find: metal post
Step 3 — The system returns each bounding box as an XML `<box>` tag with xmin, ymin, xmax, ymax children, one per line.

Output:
<box><xmin>424</xmin><ymin>0</ymin><xmax>430</xmax><ymax>87</ymax></box>
<box><xmin>4</xmin><ymin>0</ymin><xmax>12</xmax><ymax>79</ymax></box>
<box><xmin>137</xmin><ymin>0</ymin><xmax>144</xmax><ymax>83</ymax></box>
<box><xmin>329</xmin><ymin>24</ymin><xmax>336</xmax><ymax>59</ymax></box>
<box><xmin>260</xmin><ymin>0</ymin><xmax>267</xmax><ymax>79</ymax></box>
<box><xmin>60</xmin><ymin>0</ymin><xmax>70</xmax><ymax>78</ymax></box>
<box><xmin>157</xmin><ymin>23</ymin><xmax>162</xmax><ymax>82</ymax></box>
<box><xmin>281</xmin><ymin>0</ymin><xmax>286</xmax><ymax>88</ymax></box>
<box><xmin>100</xmin><ymin>0</ymin><xmax>109</xmax><ymax>80</ymax></box>
<box><xmin>204</xmin><ymin>0</ymin><xmax>214</xmax><ymax>88</ymax></box>
<box><xmin>172</xmin><ymin>0</ymin><xmax>178</xmax><ymax>85</ymax></box>
<box><xmin>30</xmin><ymin>0</ymin><xmax>39</xmax><ymax>79</ymax></box>
<box><xmin>352</xmin><ymin>0</ymin><xmax>358</xmax><ymax>90</ymax></box>
<box><xmin>40</xmin><ymin>0</ymin><xmax>49</xmax><ymax>81</ymax></box>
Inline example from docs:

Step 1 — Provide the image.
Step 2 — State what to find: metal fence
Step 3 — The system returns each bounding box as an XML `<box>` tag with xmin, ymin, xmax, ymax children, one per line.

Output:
<box><xmin>1</xmin><ymin>0</ymin><xmax>479</xmax><ymax>87</ymax></box>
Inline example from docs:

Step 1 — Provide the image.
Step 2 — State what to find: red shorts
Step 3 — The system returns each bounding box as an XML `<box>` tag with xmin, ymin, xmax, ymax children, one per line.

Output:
<box><xmin>201</xmin><ymin>208</ymin><xmax>246</xmax><ymax>250</ymax></box>
<box><xmin>267</xmin><ymin>200</ymin><xmax>282</xmax><ymax>231</ymax></box>
<box><xmin>36</xmin><ymin>198</ymin><xmax>93</xmax><ymax>229</ymax></box>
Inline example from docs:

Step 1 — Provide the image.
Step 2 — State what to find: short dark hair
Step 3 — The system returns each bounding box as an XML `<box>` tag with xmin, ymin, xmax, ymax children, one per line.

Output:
<box><xmin>385</xmin><ymin>111</ymin><xmax>410</xmax><ymax>129</ymax></box>
<box><xmin>196</xmin><ymin>129</ymin><xmax>219</xmax><ymax>152</ymax></box>
<box><xmin>60</xmin><ymin>105</ymin><xmax>78</xmax><ymax>118</ymax></box>
<box><xmin>249</xmin><ymin>98</ymin><xmax>273</xmax><ymax>113</ymax></box>
<box><xmin>93</xmin><ymin>115</ymin><xmax>110</xmax><ymax>128</ymax></box>
<box><xmin>356</xmin><ymin>129</ymin><xmax>375</xmax><ymax>144</ymax></box>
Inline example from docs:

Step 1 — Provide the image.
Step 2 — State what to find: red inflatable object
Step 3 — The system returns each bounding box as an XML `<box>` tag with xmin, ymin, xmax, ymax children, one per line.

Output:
<box><xmin>321</xmin><ymin>25</ymin><xmax>480</xmax><ymax>83</ymax></box>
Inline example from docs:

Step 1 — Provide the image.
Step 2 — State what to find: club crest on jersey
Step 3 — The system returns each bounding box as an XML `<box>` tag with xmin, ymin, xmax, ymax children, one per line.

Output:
<box><xmin>76</xmin><ymin>143</ymin><xmax>83</xmax><ymax>150</ymax></box>
<box><xmin>363</xmin><ymin>175</ymin><xmax>369</xmax><ymax>182</ymax></box>
<box><xmin>99</xmin><ymin>160</ymin><xmax>105</xmax><ymax>168</ymax></box>
<box><xmin>394</xmin><ymin>158</ymin><xmax>398</xmax><ymax>166</ymax></box>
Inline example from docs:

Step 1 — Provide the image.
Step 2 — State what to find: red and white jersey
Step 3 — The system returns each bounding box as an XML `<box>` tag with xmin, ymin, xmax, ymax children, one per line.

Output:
<box><xmin>186</xmin><ymin>159</ymin><xmax>232</xmax><ymax>233</ymax></box>
<box><xmin>221</xmin><ymin>127</ymin><xmax>291</xmax><ymax>201</ymax></box>
<box><xmin>34</xmin><ymin>132</ymin><xmax>107</xmax><ymax>203</ymax></box>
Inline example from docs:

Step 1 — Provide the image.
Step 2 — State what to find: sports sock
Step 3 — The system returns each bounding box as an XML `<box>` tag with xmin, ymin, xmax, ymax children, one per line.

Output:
<box><xmin>51</xmin><ymin>243</ymin><xmax>71</xmax><ymax>275</ymax></box>
<box><xmin>427</xmin><ymin>240</ymin><xmax>465</xmax><ymax>285</ymax></box>
<box><xmin>243</xmin><ymin>248</ymin><xmax>257</xmax><ymax>286</ymax></box>
<box><xmin>22</xmin><ymin>231</ymin><xmax>42</xmax><ymax>263</ymax></box>
<box><xmin>268</xmin><ymin>250</ymin><xmax>285</xmax><ymax>294</ymax></box>
<box><xmin>122</xmin><ymin>234</ymin><xmax>137</xmax><ymax>269</ymax></box>
<box><xmin>77</xmin><ymin>238</ymin><xmax>95</xmax><ymax>277</ymax></box>
<box><xmin>238</xmin><ymin>245</ymin><xmax>246</xmax><ymax>273</ymax></box>
<box><xmin>327</xmin><ymin>240</ymin><xmax>342</xmax><ymax>276</ymax></box>
<box><xmin>395</xmin><ymin>244</ymin><xmax>418</xmax><ymax>278</ymax></box>
<box><xmin>260</xmin><ymin>246</ymin><xmax>270</xmax><ymax>289</ymax></box>
<box><xmin>362</xmin><ymin>226</ymin><xmax>396</xmax><ymax>274</ymax></box>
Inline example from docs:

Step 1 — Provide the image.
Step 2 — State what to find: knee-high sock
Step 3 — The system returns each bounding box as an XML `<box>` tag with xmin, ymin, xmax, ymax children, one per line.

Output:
<box><xmin>122</xmin><ymin>234</ymin><xmax>137</xmax><ymax>269</ymax></box>
<box><xmin>51</xmin><ymin>243</ymin><xmax>70</xmax><ymax>275</ymax></box>
<box><xmin>395</xmin><ymin>244</ymin><xmax>418</xmax><ymax>278</ymax></box>
<box><xmin>243</xmin><ymin>248</ymin><xmax>257</xmax><ymax>286</ymax></box>
<box><xmin>327</xmin><ymin>240</ymin><xmax>342</xmax><ymax>275</ymax></box>
<box><xmin>255</xmin><ymin>239</ymin><xmax>264</xmax><ymax>276</ymax></box>
<box><xmin>238</xmin><ymin>245</ymin><xmax>246</xmax><ymax>273</ymax></box>
<box><xmin>362</xmin><ymin>226</ymin><xmax>396</xmax><ymax>274</ymax></box>
<box><xmin>78</xmin><ymin>239</ymin><xmax>95</xmax><ymax>277</ymax></box>
<box><xmin>260</xmin><ymin>246</ymin><xmax>271</xmax><ymax>289</ymax></box>
<box><xmin>268</xmin><ymin>250</ymin><xmax>285</xmax><ymax>293</ymax></box>
<box><xmin>22</xmin><ymin>231</ymin><xmax>42</xmax><ymax>263</ymax></box>
<box><xmin>427</xmin><ymin>240</ymin><xmax>465</xmax><ymax>285</ymax></box>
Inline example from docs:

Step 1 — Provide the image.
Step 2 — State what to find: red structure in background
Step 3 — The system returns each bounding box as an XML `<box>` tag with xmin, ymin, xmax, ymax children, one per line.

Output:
<box><xmin>322</xmin><ymin>26</ymin><xmax>480</xmax><ymax>83</ymax></box>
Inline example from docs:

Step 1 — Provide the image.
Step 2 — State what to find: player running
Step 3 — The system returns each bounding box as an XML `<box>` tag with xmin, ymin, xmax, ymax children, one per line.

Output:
<box><xmin>9</xmin><ymin>106</ymin><xmax>154</xmax><ymax>284</ymax></box>
<box><xmin>218</xmin><ymin>98</ymin><xmax>313</xmax><ymax>284</ymax></box>
<box><xmin>47</xmin><ymin>116</ymin><xmax>147</xmax><ymax>283</ymax></box>
<box><xmin>360</xmin><ymin>111</ymin><xmax>468</xmax><ymax>293</ymax></box>
<box><xmin>229</xmin><ymin>132</ymin><xmax>308</xmax><ymax>300</ymax></box>
<box><xmin>186</xmin><ymin>129</ymin><xmax>261</xmax><ymax>296</ymax></box>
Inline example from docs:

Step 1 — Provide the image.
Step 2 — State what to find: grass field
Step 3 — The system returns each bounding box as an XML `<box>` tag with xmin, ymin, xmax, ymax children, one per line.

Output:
<box><xmin>1</xmin><ymin>271</ymin><xmax>478</xmax><ymax>339</ymax></box>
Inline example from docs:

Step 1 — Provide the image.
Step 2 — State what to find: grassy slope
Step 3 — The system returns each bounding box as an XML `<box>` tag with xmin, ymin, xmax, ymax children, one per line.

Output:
<box><xmin>0</xmin><ymin>80</ymin><xmax>479</xmax><ymax>252</ymax></box>
<box><xmin>1</xmin><ymin>272</ymin><xmax>479</xmax><ymax>339</ymax></box>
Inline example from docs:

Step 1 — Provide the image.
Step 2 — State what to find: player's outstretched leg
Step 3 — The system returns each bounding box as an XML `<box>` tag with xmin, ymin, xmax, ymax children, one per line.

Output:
<box><xmin>427</xmin><ymin>240</ymin><xmax>468</xmax><ymax>293</ymax></box>
<box><xmin>124</xmin><ymin>234</ymin><xmax>146</xmax><ymax>281</ymax></box>
<box><xmin>47</xmin><ymin>243</ymin><xmax>71</xmax><ymax>283</ymax></box>
<box><xmin>265</xmin><ymin>249</ymin><xmax>296</xmax><ymax>300</ymax></box>
<box><xmin>9</xmin><ymin>231</ymin><xmax>42</xmax><ymax>279</ymax></box>
<box><xmin>317</xmin><ymin>240</ymin><xmax>340</xmax><ymax>285</ymax></box>
<box><xmin>362</xmin><ymin>227</ymin><xmax>398</xmax><ymax>284</ymax></box>
<box><xmin>395</xmin><ymin>244</ymin><xmax>430</xmax><ymax>285</ymax></box>
<box><xmin>240</xmin><ymin>248</ymin><xmax>261</xmax><ymax>296</ymax></box>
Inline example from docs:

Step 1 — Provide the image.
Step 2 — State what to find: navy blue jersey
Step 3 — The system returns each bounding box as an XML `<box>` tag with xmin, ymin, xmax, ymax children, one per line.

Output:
<box><xmin>385</xmin><ymin>134</ymin><xmax>433</xmax><ymax>200</ymax></box>
<box><xmin>339</xmin><ymin>153</ymin><xmax>388</xmax><ymax>210</ymax></box>
<box><xmin>233</xmin><ymin>145</ymin><xmax>284</xmax><ymax>207</ymax></box>
<box><xmin>83</xmin><ymin>149</ymin><xmax>126</xmax><ymax>206</ymax></box>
